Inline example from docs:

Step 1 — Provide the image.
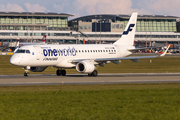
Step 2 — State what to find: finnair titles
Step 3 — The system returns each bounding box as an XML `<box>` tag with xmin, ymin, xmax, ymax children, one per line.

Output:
<box><xmin>10</xmin><ymin>12</ymin><xmax>169</xmax><ymax>77</ymax></box>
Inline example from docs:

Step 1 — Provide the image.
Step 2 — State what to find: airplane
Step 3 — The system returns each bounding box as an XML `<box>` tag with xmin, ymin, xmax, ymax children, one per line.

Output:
<box><xmin>9</xmin><ymin>12</ymin><xmax>170</xmax><ymax>77</ymax></box>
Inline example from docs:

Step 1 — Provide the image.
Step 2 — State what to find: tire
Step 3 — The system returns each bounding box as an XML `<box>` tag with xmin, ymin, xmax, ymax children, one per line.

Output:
<box><xmin>88</xmin><ymin>73</ymin><xmax>92</xmax><ymax>77</ymax></box>
<box><xmin>56</xmin><ymin>70</ymin><xmax>61</xmax><ymax>76</ymax></box>
<box><xmin>24</xmin><ymin>72</ymin><xmax>29</xmax><ymax>77</ymax></box>
<box><xmin>92</xmin><ymin>70</ymin><xmax>98</xmax><ymax>77</ymax></box>
<box><xmin>61</xmin><ymin>70</ymin><xmax>66</xmax><ymax>76</ymax></box>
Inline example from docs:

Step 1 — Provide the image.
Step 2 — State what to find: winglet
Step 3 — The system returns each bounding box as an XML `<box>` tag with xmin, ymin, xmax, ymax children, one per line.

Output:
<box><xmin>160</xmin><ymin>45</ymin><xmax>170</xmax><ymax>57</ymax></box>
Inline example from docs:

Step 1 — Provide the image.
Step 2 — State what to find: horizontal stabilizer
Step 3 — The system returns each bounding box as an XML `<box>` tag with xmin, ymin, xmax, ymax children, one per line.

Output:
<box><xmin>160</xmin><ymin>45</ymin><xmax>170</xmax><ymax>57</ymax></box>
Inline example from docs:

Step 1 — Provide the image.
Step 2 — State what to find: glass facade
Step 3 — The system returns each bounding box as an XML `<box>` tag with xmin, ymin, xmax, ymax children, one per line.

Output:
<box><xmin>117</xmin><ymin>19</ymin><xmax>177</xmax><ymax>32</ymax></box>
<box><xmin>0</xmin><ymin>16</ymin><xmax>68</xmax><ymax>31</ymax></box>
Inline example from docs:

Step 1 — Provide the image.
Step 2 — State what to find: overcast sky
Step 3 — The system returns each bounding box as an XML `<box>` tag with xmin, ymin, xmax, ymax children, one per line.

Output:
<box><xmin>0</xmin><ymin>0</ymin><xmax>179</xmax><ymax>19</ymax></box>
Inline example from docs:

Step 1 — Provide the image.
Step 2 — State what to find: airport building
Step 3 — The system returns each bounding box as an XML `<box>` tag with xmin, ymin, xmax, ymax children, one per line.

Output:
<box><xmin>69</xmin><ymin>14</ymin><xmax>180</xmax><ymax>48</ymax></box>
<box><xmin>1</xmin><ymin>12</ymin><xmax>180</xmax><ymax>51</ymax></box>
<box><xmin>0</xmin><ymin>12</ymin><xmax>73</xmax><ymax>50</ymax></box>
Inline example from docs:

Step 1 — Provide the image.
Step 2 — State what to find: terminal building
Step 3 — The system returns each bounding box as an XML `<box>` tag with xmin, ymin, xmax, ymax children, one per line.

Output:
<box><xmin>0</xmin><ymin>12</ymin><xmax>73</xmax><ymax>50</ymax></box>
<box><xmin>69</xmin><ymin>14</ymin><xmax>180</xmax><ymax>48</ymax></box>
<box><xmin>0</xmin><ymin>12</ymin><xmax>180</xmax><ymax>51</ymax></box>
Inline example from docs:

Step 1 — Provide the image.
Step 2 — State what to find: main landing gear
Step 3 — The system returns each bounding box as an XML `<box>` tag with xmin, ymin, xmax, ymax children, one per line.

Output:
<box><xmin>88</xmin><ymin>70</ymin><xmax>98</xmax><ymax>77</ymax></box>
<box><xmin>56</xmin><ymin>69</ymin><xmax>66</xmax><ymax>76</ymax></box>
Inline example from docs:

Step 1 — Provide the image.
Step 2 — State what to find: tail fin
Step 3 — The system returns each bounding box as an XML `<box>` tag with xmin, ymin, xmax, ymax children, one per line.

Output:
<box><xmin>113</xmin><ymin>12</ymin><xmax>138</xmax><ymax>46</ymax></box>
<box><xmin>41</xmin><ymin>34</ymin><xmax>46</xmax><ymax>43</ymax></box>
<box><xmin>14</xmin><ymin>41</ymin><xmax>19</xmax><ymax>53</ymax></box>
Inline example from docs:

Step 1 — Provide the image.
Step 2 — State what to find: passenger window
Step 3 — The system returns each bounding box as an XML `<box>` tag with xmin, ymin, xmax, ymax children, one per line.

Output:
<box><xmin>103</xmin><ymin>50</ymin><xmax>105</xmax><ymax>52</ymax></box>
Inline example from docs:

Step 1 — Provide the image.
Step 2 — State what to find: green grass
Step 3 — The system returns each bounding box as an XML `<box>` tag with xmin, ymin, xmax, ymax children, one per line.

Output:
<box><xmin>0</xmin><ymin>84</ymin><xmax>180</xmax><ymax>120</ymax></box>
<box><xmin>1</xmin><ymin>56</ymin><xmax>180</xmax><ymax>119</ymax></box>
<box><xmin>1</xmin><ymin>55</ymin><xmax>180</xmax><ymax>75</ymax></box>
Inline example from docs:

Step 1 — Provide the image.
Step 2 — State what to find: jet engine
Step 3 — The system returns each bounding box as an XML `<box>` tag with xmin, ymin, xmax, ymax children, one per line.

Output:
<box><xmin>76</xmin><ymin>61</ymin><xmax>95</xmax><ymax>73</ymax></box>
<box><xmin>30</xmin><ymin>66</ymin><xmax>47</xmax><ymax>72</ymax></box>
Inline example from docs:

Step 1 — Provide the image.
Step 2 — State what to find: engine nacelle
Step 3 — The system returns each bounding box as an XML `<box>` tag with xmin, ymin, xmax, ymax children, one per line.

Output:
<box><xmin>76</xmin><ymin>61</ymin><xmax>95</xmax><ymax>73</ymax></box>
<box><xmin>30</xmin><ymin>66</ymin><xmax>47</xmax><ymax>72</ymax></box>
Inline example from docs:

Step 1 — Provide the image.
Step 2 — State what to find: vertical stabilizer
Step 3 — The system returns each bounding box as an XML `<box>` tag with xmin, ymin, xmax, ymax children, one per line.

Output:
<box><xmin>113</xmin><ymin>12</ymin><xmax>138</xmax><ymax>46</ymax></box>
<box><xmin>41</xmin><ymin>34</ymin><xmax>46</xmax><ymax>43</ymax></box>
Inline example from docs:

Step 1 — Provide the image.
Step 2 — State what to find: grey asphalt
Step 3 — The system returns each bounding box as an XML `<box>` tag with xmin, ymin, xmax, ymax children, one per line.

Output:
<box><xmin>0</xmin><ymin>73</ymin><xmax>180</xmax><ymax>86</ymax></box>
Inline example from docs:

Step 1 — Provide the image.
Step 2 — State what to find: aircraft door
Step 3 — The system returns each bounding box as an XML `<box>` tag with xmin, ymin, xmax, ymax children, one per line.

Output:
<box><xmin>33</xmin><ymin>46</ymin><xmax>41</xmax><ymax>60</ymax></box>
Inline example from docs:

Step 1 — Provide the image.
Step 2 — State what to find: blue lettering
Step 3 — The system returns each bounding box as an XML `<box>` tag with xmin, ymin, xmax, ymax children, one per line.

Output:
<box><xmin>64</xmin><ymin>49</ymin><xmax>67</xmax><ymax>56</ymax></box>
<box><xmin>72</xmin><ymin>47</ymin><xmax>76</xmax><ymax>56</ymax></box>
<box><xmin>48</xmin><ymin>49</ymin><xmax>53</xmax><ymax>56</ymax></box>
<box><xmin>43</xmin><ymin>49</ymin><xmax>48</xmax><ymax>56</ymax></box>
<box><xmin>53</xmin><ymin>49</ymin><xmax>57</xmax><ymax>56</ymax></box>
<box><xmin>43</xmin><ymin>47</ymin><xmax>76</xmax><ymax>57</ymax></box>
<box><xmin>58</xmin><ymin>49</ymin><xmax>63</xmax><ymax>56</ymax></box>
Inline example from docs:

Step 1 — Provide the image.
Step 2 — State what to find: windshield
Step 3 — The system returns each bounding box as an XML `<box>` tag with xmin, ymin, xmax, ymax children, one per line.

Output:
<box><xmin>16</xmin><ymin>49</ymin><xmax>31</xmax><ymax>54</ymax></box>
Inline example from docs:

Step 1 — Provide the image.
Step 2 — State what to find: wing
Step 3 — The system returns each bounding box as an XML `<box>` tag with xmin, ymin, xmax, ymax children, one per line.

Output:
<box><xmin>94</xmin><ymin>56</ymin><xmax>157</xmax><ymax>63</ymax></box>
<box><xmin>71</xmin><ymin>55</ymin><xmax>156</xmax><ymax>65</ymax></box>
<box><xmin>128</xmin><ymin>46</ymin><xmax>163</xmax><ymax>52</ymax></box>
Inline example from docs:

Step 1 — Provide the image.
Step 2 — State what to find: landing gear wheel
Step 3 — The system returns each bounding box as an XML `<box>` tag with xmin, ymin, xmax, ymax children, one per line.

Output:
<box><xmin>61</xmin><ymin>70</ymin><xmax>66</xmax><ymax>76</ymax></box>
<box><xmin>24</xmin><ymin>72</ymin><xmax>29</xmax><ymax>77</ymax></box>
<box><xmin>56</xmin><ymin>70</ymin><xmax>62</xmax><ymax>76</ymax></box>
<box><xmin>88</xmin><ymin>73</ymin><xmax>92</xmax><ymax>77</ymax></box>
<box><xmin>92</xmin><ymin>70</ymin><xmax>98</xmax><ymax>77</ymax></box>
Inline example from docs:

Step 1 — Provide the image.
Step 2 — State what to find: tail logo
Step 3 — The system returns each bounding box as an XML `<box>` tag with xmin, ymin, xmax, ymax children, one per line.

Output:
<box><xmin>42</xmin><ymin>35</ymin><xmax>46</xmax><ymax>42</ymax></box>
<box><xmin>123</xmin><ymin>24</ymin><xmax>135</xmax><ymax>35</ymax></box>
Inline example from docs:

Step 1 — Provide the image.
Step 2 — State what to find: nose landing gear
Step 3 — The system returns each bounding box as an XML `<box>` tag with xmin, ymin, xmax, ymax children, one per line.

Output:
<box><xmin>24</xmin><ymin>72</ymin><xmax>29</xmax><ymax>77</ymax></box>
<box><xmin>23</xmin><ymin>66</ymin><xmax>30</xmax><ymax>77</ymax></box>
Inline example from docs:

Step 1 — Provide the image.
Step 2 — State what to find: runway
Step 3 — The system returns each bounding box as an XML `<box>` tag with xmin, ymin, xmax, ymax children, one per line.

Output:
<box><xmin>0</xmin><ymin>73</ymin><xmax>180</xmax><ymax>86</ymax></box>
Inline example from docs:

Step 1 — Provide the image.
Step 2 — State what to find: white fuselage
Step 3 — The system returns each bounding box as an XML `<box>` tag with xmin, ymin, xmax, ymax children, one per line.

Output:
<box><xmin>10</xmin><ymin>44</ymin><xmax>134</xmax><ymax>68</ymax></box>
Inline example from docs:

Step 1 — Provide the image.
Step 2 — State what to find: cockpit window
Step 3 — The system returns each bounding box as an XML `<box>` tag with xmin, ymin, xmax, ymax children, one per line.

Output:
<box><xmin>16</xmin><ymin>49</ymin><xmax>25</xmax><ymax>53</ymax></box>
<box><xmin>26</xmin><ymin>50</ymin><xmax>30</xmax><ymax>53</ymax></box>
<box><xmin>16</xmin><ymin>49</ymin><xmax>30</xmax><ymax>54</ymax></box>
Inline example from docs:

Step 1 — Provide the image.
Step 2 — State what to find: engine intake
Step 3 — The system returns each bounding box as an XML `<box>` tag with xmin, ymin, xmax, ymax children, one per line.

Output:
<box><xmin>30</xmin><ymin>66</ymin><xmax>47</xmax><ymax>72</ymax></box>
<box><xmin>76</xmin><ymin>61</ymin><xmax>95</xmax><ymax>73</ymax></box>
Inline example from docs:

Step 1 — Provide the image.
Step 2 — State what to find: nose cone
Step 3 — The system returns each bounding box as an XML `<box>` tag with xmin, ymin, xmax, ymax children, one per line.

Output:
<box><xmin>10</xmin><ymin>56</ymin><xmax>19</xmax><ymax>66</ymax></box>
